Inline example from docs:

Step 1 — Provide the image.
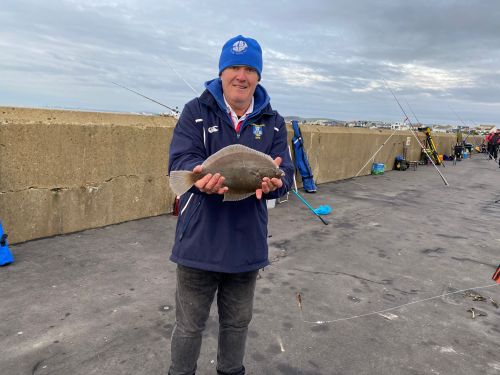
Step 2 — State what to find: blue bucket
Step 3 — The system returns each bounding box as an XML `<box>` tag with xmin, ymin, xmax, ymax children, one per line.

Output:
<box><xmin>0</xmin><ymin>221</ymin><xmax>14</xmax><ymax>266</ymax></box>
<box><xmin>463</xmin><ymin>152</ymin><xmax>469</xmax><ymax>159</ymax></box>
<box><xmin>371</xmin><ymin>162</ymin><xmax>385</xmax><ymax>175</ymax></box>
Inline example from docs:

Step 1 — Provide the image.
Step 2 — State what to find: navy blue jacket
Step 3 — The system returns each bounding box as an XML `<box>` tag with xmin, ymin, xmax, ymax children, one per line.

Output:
<box><xmin>168</xmin><ymin>78</ymin><xmax>294</xmax><ymax>273</ymax></box>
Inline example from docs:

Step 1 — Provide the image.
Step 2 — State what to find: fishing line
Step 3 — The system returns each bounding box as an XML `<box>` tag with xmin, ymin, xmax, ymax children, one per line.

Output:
<box><xmin>354</xmin><ymin>128</ymin><xmax>398</xmax><ymax>178</ymax></box>
<box><xmin>383</xmin><ymin>80</ymin><xmax>449</xmax><ymax>186</ymax></box>
<box><xmin>460</xmin><ymin>119</ymin><xmax>482</xmax><ymax>151</ymax></box>
<box><xmin>404</xmin><ymin>99</ymin><xmax>423</xmax><ymax>127</ymax></box>
<box><xmin>403</xmin><ymin>99</ymin><xmax>447</xmax><ymax>167</ymax></box>
<box><xmin>447</xmin><ymin>105</ymin><xmax>483</xmax><ymax>161</ymax></box>
<box><xmin>164</xmin><ymin>59</ymin><xmax>200</xmax><ymax>96</ymax></box>
<box><xmin>448</xmin><ymin>104</ymin><xmax>469</xmax><ymax>129</ymax></box>
<box><xmin>110</xmin><ymin>81</ymin><xmax>179</xmax><ymax>113</ymax></box>
<box><xmin>295</xmin><ymin>292</ymin><xmax>306</xmax><ymax>375</ymax></box>
<box><xmin>303</xmin><ymin>283</ymin><xmax>499</xmax><ymax>325</ymax></box>
<box><xmin>347</xmin><ymin>179</ymin><xmax>369</xmax><ymax>188</ymax></box>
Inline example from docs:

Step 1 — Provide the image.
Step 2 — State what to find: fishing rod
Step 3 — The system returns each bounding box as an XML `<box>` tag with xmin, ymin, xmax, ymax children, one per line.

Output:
<box><xmin>465</xmin><ymin>120</ymin><xmax>488</xmax><ymax>149</ymax></box>
<box><xmin>287</xmin><ymin>146</ymin><xmax>329</xmax><ymax>225</ymax></box>
<box><xmin>449</xmin><ymin>109</ymin><xmax>489</xmax><ymax>160</ymax></box>
<box><xmin>404</xmin><ymin>99</ymin><xmax>446</xmax><ymax>168</ymax></box>
<box><xmin>291</xmin><ymin>190</ymin><xmax>329</xmax><ymax>225</ymax></box>
<box><xmin>383</xmin><ymin>81</ymin><xmax>449</xmax><ymax>186</ymax></box>
<box><xmin>354</xmin><ymin>127</ymin><xmax>398</xmax><ymax>178</ymax></box>
<box><xmin>448</xmin><ymin>105</ymin><xmax>481</xmax><ymax>152</ymax></box>
<box><xmin>404</xmin><ymin>99</ymin><xmax>423</xmax><ymax>127</ymax></box>
<box><xmin>110</xmin><ymin>81</ymin><xmax>179</xmax><ymax>114</ymax></box>
<box><xmin>448</xmin><ymin>104</ymin><xmax>469</xmax><ymax>130</ymax></box>
<box><xmin>448</xmin><ymin>104</ymin><xmax>472</xmax><ymax>143</ymax></box>
<box><xmin>164</xmin><ymin>59</ymin><xmax>200</xmax><ymax>96</ymax></box>
<box><xmin>462</xmin><ymin>120</ymin><xmax>472</xmax><ymax>145</ymax></box>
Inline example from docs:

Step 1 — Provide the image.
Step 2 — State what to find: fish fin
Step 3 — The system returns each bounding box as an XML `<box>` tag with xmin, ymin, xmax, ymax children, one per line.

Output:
<box><xmin>169</xmin><ymin>170</ymin><xmax>197</xmax><ymax>196</ymax></box>
<box><xmin>223</xmin><ymin>191</ymin><xmax>255</xmax><ymax>202</ymax></box>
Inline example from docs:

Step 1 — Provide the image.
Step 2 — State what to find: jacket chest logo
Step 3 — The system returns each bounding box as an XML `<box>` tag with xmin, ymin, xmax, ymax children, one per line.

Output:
<box><xmin>208</xmin><ymin>126</ymin><xmax>219</xmax><ymax>133</ymax></box>
<box><xmin>252</xmin><ymin>124</ymin><xmax>264</xmax><ymax>139</ymax></box>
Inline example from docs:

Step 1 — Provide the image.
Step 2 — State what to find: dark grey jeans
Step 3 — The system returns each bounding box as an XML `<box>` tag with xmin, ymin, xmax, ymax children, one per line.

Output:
<box><xmin>168</xmin><ymin>265</ymin><xmax>258</xmax><ymax>375</ymax></box>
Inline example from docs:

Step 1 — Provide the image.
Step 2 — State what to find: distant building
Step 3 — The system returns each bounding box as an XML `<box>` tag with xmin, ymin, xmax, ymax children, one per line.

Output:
<box><xmin>433</xmin><ymin>125</ymin><xmax>454</xmax><ymax>133</ymax></box>
<box><xmin>346</xmin><ymin>120</ymin><xmax>390</xmax><ymax>128</ymax></box>
<box><xmin>159</xmin><ymin>110</ymin><xmax>180</xmax><ymax>119</ymax></box>
<box><xmin>456</xmin><ymin>125</ymin><xmax>471</xmax><ymax>133</ymax></box>
<box><xmin>369</xmin><ymin>120</ymin><xmax>387</xmax><ymax>129</ymax></box>
<box><xmin>308</xmin><ymin>119</ymin><xmax>337</xmax><ymax>126</ymax></box>
<box><xmin>346</xmin><ymin>120</ymin><xmax>363</xmax><ymax>128</ymax></box>
<box><xmin>391</xmin><ymin>121</ymin><xmax>410</xmax><ymax>131</ymax></box>
<box><xmin>376</xmin><ymin>123</ymin><xmax>392</xmax><ymax>130</ymax></box>
<box><xmin>286</xmin><ymin>118</ymin><xmax>345</xmax><ymax>126</ymax></box>
<box><xmin>475</xmin><ymin>124</ymin><xmax>496</xmax><ymax>134</ymax></box>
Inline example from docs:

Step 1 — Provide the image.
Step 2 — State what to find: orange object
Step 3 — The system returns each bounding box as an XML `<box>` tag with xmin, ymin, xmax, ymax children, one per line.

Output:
<box><xmin>172</xmin><ymin>196</ymin><xmax>180</xmax><ymax>216</ymax></box>
<box><xmin>493</xmin><ymin>265</ymin><xmax>500</xmax><ymax>284</ymax></box>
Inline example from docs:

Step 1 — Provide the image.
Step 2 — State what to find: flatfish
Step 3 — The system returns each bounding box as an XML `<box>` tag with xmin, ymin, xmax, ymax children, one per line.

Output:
<box><xmin>169</xmin><ymin>144</ymin><xmax>284</xmax><ymax>201</ymax></box>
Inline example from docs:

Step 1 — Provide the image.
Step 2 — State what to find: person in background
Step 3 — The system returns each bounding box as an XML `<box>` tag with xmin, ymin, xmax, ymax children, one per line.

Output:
<box><xmin>486</xmin><ymin>129</ymin><xmax>500</xmax><ymax>163</ymax></box>
<box><xmin>167</xmin><ymin>35</ymin><xmax>294</xmax><ymax>375</ymax></box>
<box><xmin>496</xmin><ymin>129</ymin><xmax>500</xmax><ymax>167</ymax></box>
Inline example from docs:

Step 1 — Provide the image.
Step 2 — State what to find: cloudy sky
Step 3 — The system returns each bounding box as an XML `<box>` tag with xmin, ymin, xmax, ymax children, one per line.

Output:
<box><xmin>1</xmin><ymin>0</ymin><xmax>499</xmax><ymax>125</ymax></box>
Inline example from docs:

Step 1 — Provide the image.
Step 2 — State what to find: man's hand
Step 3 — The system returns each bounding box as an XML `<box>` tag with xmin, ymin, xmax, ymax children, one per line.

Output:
<box><xmin>256</xmin><ymin>157</ymin><xmax>283</xmax><ymax>200</ymax></box>
<box><xmin>193</xmin><ymin>165</ymin><xmax>228</xmax><ymax>195</ymax></box>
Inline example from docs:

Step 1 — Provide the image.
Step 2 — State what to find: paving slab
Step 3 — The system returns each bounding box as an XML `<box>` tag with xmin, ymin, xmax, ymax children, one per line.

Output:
<box><xmin>1</xmin><ymin>156</ymin><xmax>500</xmax><ymax>375</ymax></box>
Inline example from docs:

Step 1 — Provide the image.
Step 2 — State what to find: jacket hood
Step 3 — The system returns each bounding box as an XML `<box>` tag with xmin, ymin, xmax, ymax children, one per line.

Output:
<box><xmin>204</xmin><ymin>78</ymin><xmax>271</xmax><ymax>117</ymax></box>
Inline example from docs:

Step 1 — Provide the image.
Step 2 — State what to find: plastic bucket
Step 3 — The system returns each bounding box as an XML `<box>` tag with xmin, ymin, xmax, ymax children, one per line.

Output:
<box><xmin>266</xmin><ymin>199</ymin><xmax>276</xmax><ymax>209</ymax></box>
<box><xmin>0</xmin><ymin>221</ymin><xmax>14</xmax><ymax>266</ymax></box>
<box><xmin>463</xmin><ymin>152</ymin><xmax>469</xmax><ymax>159</ymax></box>
<box><xmin>371</xmin><ymin>162</ymin><xmax>385</xmax><ymax>175</ymax></box>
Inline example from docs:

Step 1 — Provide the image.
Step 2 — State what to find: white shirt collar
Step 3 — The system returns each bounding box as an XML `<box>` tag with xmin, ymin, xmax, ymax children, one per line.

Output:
<box><xmin>223</xmin><ymin>96</ymin><xmax>254</xmax><ymax>125</ymax></box>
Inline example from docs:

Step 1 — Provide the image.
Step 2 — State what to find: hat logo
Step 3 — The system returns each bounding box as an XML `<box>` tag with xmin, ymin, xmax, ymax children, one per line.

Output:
<box><xmin>232</xmin><ymin>40</ymin><xmax>248</xmax><ymax>54</ymax></box>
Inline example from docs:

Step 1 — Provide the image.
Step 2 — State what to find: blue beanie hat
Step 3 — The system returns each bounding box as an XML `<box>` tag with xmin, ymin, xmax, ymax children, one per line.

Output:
<box><xmin>218</xmin><ymin>35</ymin><xmax>263</xmax><ymax>79</ymax></box>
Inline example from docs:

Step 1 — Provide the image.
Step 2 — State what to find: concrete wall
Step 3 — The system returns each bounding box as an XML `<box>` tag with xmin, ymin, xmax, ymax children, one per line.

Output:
<box><xmin>0</xmin><ymin>106</ymin><xmax>482</xmax><ymax>244</ymax></box>
<box><xmin>1</xmin><ymin>107</ymin><xmax>176</xmax><ymax>244</ymax></box>
<box><xmin>292</xmin><ymin>127</ymin><xmax>481</xmax><ymax>184</ymax></box>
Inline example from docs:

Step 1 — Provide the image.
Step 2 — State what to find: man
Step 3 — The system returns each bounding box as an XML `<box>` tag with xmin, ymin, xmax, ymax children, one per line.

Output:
<box><xmin>490</xmin><ymin>129</ymin><xmax>500</xmax><ymax>167</ymax></box>
<box><xmin>486</xmin><ymin>129</ymin><xmax>500</xmax><ymax>162</ymax></box>
<box><xmin>167</xmin><ymin>35</ymin><xmax>294</xmax><ymax>375</ymax></box>
<box><xmin>485</xmin><ymin>129</ymin><xmax>500</xmax><ymax>161</ymax></box>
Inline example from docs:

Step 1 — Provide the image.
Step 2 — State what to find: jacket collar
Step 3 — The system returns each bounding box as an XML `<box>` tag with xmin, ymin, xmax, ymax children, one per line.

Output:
<box><xmin>200</xmin><ymin>78</ymin><xmax>273</xmax><ymax>117</ymax></box>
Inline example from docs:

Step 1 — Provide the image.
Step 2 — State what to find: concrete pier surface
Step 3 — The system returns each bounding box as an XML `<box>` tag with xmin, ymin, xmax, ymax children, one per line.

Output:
<box><xmin>1</xmin><ymin>156</ymin><xmax>499</xmax><ymax>375</ymax></box>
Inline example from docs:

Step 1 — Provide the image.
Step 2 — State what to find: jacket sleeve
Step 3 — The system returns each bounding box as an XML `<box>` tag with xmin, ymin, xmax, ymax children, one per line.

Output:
<box><xmin>264</xmin><ymin>114</ymin><xmax>295</xmax><ymax>199</ymax></box>
<box><xmin>168</xmin><ymin>99</ymin><xmax>207</xmax><ymax>174</ymax></box>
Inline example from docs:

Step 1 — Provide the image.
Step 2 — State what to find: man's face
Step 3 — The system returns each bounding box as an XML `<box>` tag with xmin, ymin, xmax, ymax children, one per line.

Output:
<box><xmin>220</xmin><ymin>65</ymin><xmax>259</xmax><ymax>113</ymax></box>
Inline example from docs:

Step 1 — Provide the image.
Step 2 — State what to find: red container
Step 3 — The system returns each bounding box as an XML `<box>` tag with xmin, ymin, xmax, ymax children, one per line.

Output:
<box><xmin>172</xmin><ymin>196</ymin><xmax>180</xmax><ymax>216</ymax></box>
<box><xmin>493</xmin><ymin>264</ymin><xmax>500</xmax><ymax>284</ymax></box>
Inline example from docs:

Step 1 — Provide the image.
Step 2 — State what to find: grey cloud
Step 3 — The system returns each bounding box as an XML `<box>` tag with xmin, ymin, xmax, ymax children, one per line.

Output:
<box><xmin>1</xmin><ymin>0</ymin><xmax>499</xmax><ymax>125</ymax></box>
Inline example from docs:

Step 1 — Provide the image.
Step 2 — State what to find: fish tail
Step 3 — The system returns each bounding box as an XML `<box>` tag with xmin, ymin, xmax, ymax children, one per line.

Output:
<box><xmin>169</xmin><ymin>170</ymin><xmax>197</xmax><ymax>196</ymax></box>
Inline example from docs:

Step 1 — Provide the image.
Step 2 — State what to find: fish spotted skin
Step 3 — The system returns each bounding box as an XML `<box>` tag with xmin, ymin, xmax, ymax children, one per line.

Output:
<box><xmin>169</xmin><ymin>144</ymin><xmax>284</xmax><ymax>201</ymax></box>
